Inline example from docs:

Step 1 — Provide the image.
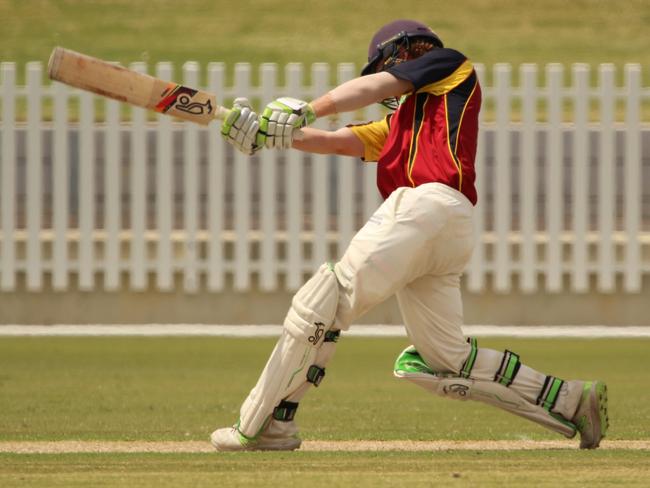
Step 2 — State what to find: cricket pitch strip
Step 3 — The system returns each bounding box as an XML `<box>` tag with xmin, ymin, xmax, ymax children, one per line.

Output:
<box><xmin>0</xmin><ymin>440</ymin><xmax>648</xmax><ymax>453</ymax></box>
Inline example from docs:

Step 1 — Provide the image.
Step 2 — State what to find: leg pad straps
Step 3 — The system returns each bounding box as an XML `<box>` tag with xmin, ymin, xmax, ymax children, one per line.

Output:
<box><xmin>494</xmin><ymin>350</ymin><xmax>521</xmax><ymax>387</ymax></box>
<box><xmin>537</xmin><ymin>376</ymin><xmax>565</xmax><ymax>411</ymax></box>
<box><xmin>394</xmin><ymin>346</ymin><xmax>576</xmax><ymax>438</ymax></box>
<box><xmin>272</xmin><ymin>329</ymin><xmax>341</xmax><ymax>421</ymax></box>
<box><xmin>273</xmin><ymin>400</ymin><xmax>299</xmax><ymax>421</ymax></box>
<box><xmin>306</xmin><ymin>329</ymin><xmax>340</xmax><ymax>387</ymax></box>
<box><xmin>460</xmin><ymin>338</ymin><xmax>522</xmax><ymax>388</ymax></box>
<box><xmin>459</xmin><ymin>337</ymin><xmax>478</xmax><ymax>378</ymax></box>
<box><xmin>307</xmin><ymin>365</ymin><xmax>325</xmax><ymax>386</ymax></box>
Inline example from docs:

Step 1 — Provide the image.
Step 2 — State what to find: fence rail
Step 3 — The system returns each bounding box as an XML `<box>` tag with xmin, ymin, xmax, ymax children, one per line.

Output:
<box><xmin>1</xmin><ymin>61</ymin><xmax>649</xmax><ymax>294</ymax></box>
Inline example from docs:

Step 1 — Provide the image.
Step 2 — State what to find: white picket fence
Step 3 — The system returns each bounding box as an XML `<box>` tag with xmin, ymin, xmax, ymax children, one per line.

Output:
<box><xmin>0</xmin><ymin>61</ymin><xmax>649</xmax><ymax>294</ymax></box>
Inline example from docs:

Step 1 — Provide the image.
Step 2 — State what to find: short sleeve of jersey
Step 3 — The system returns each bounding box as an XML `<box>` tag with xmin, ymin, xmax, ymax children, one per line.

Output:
<box><xmin>348</xmin><ymin>116</ymin><xmax>390</xmax><ymax>162</ymax></box>
<box><xmin>386</xmin><ymin>48</ymin><xmax>471</xmax><ymax>94</ymax></box>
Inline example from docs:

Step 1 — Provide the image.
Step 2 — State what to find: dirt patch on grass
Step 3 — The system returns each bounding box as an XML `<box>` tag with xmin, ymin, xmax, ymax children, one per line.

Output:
<box><xmin>0</xmin><ymin>440</ymin><xmax>648</xmax><ymax>453</ymax></box>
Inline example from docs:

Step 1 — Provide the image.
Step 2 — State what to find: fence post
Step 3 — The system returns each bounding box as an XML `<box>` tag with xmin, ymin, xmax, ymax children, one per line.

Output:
<box><xmin>336</xmin><ymin>63</ymin><xmax>356</xmax><ymax>258</ymax></box>
<box><xmin>78</xmin><ymin>75</ymin><xmax>95</xmax><ymax>291</ymax></box>
<box><xmin>183</xmin><ymin>62</ymin><xmax>200</xmax><ymax>293</ymax></box>
<box><xmin>1</xmin><ymin>63</ymin><xmax>16</xmax><ymax>291</ymax></box>
<box><xmin>624</xmin><ymin>63</ymin><xmax>641</xmax><ymax>292</ymax></box>
<box><xmin>545</xmin><ymin>63</ymin><xmax>564</xmax><ymax>292</ymax></box>
<box><xmin>233</xmin><ymin>63</ymin><xmax>252</xmax><ymax>291</ymax></box>
<box><xmin>286</xmin><ymin>63</ymin><xmax>304</xmax><ymax>290</ymax></box>
<box><xmin>104</xmin><ymin>95</ymin><xmax>121</xmax><ymax>291</ymax></box>
<box><xmin>311</xmin><ymin>63</ymin><xmax>331</xmax><ymax>270</ymax></box>
<box><xmin>129</xmin><ymin>62</ymin><xmax>148</xmax><ymax>291</ymax></box>
<box><xmin>520</xmin><ymin>64</ymin><xmax>538</xmax><ymax>293</ymax></box>
<box><xmin>207</xmin><ymin>62</ymin><xmax>226</xmax><ymax>291</ymax></box>
<box><xmin>259</xmin><ymin>63</ymin><xmax>279</xmax><ymax>291</ymax></box>
<box><xmin>494</xmin><ymin>63</ymin><xmax>511</xmax><ymax>293</ymax></box>
<box><xmin>26</xmin><ymin>62</ymin><xmax>43</xmax><ymax>291</ymax></box>
<box><xmin>571</xmin><ymin>64</ymin><xmax>590</xmax><ymax>292</ymax></box>
<box><xmin>466</xmin><ymin>63</ymin><xmax>486</xmax><ymax>293</ymax></box>
<box><xmin>598</xmin><ymin>64</ymin><xmax>616</xmax><ymax>292</ymax></box>
<box><xmin>52</xmin><ymin>76</ymin><xmax>69</xmax><ymax>290</ymax></box>
<box><xmin>155</xmin><ymin>62</ymin><xmax>174</xmax><ymax>291</ymax></box>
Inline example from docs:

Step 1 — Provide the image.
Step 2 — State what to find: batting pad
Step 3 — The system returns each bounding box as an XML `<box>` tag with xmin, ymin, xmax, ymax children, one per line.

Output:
<box><xmin>238</xmin><ymin>264</ymin><xmax>339</xmax><ymax>438</ymax></box>
<box><xmin>394</xmin><ymin>346</ymin><xmax>577</xmax><ymax>438</ymax></box>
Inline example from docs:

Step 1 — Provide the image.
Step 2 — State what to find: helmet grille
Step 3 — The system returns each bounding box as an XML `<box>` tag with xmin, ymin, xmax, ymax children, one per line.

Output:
<box><xmin>361</xmin><ymin>20</ymin><xmax>443</xmax><ymax>77</ymax></box>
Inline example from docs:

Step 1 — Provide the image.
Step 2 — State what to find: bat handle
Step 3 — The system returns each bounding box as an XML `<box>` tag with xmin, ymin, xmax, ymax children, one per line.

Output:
<box><xmin>215</xmin><ymin>106</ymin><xmax>231</xmax><ymax>120</ymax></box>
<box><xmin>215</xmin><ymin>106</ymin><xmax>304</xmax><ymax>141</ymax></box>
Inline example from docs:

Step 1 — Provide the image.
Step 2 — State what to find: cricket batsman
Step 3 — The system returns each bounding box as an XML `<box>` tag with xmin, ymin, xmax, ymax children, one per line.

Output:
<box><xmin>211</xmin><ymin>19</ymin><xmax>609</xmax><ymax>451</ymax></box>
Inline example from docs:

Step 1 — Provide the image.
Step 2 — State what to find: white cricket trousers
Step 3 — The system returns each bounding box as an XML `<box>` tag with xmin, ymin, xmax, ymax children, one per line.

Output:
<box><xmin>334</xmin><ymin>182</ymin><xmax>475</xmax><ymax>374</ymax></box>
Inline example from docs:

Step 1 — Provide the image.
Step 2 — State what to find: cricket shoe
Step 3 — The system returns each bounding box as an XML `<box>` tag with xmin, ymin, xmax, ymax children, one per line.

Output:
<box><xmin>571</xmin><ymin>381</ymin><xmax>609</xmax><ymax>449</ymax></box>
<box><xmin>210</xmin><ymin>420</ymin><xmax>302</xmax><ymax>451</ymax></box>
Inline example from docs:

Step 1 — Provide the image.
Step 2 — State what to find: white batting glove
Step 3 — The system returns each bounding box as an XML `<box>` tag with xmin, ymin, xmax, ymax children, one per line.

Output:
<box><xmin>260</xmin><ymin>97</ymin><xmax>316</xmax><ymax>149</ymax></box>
<box><xmin>220</xmin><ymin>97</ymin><xmax>262</xmax><ymax>155</ymax></box>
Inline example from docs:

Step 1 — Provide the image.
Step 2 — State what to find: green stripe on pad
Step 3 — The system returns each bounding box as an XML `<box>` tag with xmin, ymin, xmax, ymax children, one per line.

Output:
<box><xmin>460</xmin><ymin>337</ymin><xmax>478</xmax><ymax>378</ymax></box>
<box><xmin>542</xmin><ymin>377</ymin><xmax>564</xmax><ymax>411</ymax></box>
<box><xmin>498</xmin><ymin>351</ymin><xmax>520</xmax><ymax>386</ymax></box>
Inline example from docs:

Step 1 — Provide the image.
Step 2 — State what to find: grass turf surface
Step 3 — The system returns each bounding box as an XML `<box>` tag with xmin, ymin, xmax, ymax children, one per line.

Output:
<box><xmin>2</xmin><ymin>0</ymin><xmax>650</xmax><ymax>79</ymax></box>
<box><xmin>0</xmin><ymin>336</ymin><xmax>648</xmax><ymax>486</ymax></box>
<box><xmin>1</xmin><ymin>451</ymin><xmax>650</xmax><ymax>487</ymax></box>
<box><xmin>0</xmin><ymin>336</ymin><xmax>649</xmax><ymax>442</ymax></box>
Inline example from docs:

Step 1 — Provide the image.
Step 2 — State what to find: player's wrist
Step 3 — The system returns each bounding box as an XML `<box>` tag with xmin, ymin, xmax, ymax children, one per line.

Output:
<box><xmin>261</xmin><ymin>97</ymin><xmax>315</xmax><ymax>149</ymax></box>
<box><xmin>310</xmin><ymin>92</ymin><xmax>336</xmax><ymax>118</ymax></box>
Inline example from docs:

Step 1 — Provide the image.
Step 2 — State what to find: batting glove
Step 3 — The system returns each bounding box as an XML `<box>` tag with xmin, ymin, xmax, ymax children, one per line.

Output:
<box><xmin>260</xmin><ymin>97</ymin><xmax>316</xmax><ymax>149</ymax></box>
<box><xmin>220</xmin><ymin>97</ymin><xmax>262</xmax><ymax>155</ymax></box>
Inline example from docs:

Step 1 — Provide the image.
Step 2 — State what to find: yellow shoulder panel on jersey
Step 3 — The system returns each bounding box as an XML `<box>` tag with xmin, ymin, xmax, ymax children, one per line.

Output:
<box><xmin>348</xmin><ymin>117</ymin><xmax>390</xmax><ymax>162</ymax></box>
<box><xmin>416</xmin><ymin>60</ymin><xmax>474</xmax><ymax>96</ymax></box>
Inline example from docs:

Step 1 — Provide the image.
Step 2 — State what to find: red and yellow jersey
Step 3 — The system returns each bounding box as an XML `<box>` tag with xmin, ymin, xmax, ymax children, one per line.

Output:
<box><xmin>349</xmin><ymin>48</ymin><xmax>481</xmax><ymax>205</ymax></box>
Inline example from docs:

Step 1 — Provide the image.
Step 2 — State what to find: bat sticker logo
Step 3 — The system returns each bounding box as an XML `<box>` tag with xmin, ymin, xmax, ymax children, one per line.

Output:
<box><xmin>308</xmin><ymin>322</ymin><xmax>325</xmax><ymax>344</ymax></box>
<box><xmin>155</xmin><ymin>84</ymin><xmax>213</xmax><ymax>116</ymax></box>
<box><xmin>443</xmin><ymin>383</ymin><xmax>469</xmax><ymax>398</ymax></box>
<box><xmin>175</xmin><ymin>94</ymin><xmax>213</xmax><ymax>115</ymax></box>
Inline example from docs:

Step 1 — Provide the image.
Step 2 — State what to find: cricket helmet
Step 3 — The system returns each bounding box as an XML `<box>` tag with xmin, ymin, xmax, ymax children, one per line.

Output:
<box><xmin>361</xmin><ymin>19</ymin><xmax>443</xmax><ymax>76</ymax></box>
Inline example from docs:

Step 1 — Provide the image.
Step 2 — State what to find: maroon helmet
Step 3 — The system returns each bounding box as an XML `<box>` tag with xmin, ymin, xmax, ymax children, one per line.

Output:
<box><xmin>361</xmin><ymin>19</ymin><xmax>443</xmax><ymax>76</ymax></box>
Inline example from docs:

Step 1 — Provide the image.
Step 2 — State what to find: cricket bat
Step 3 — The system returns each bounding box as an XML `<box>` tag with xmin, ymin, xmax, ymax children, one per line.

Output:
<box><xmin>48</xmin><ymin>46</ymin><xmax>306</xmax><ymax>141</ymax></box>
<box><xmin>47</xmin><ymin>46</ymin><xmax>230</xmax><ymax>125</ymax></box>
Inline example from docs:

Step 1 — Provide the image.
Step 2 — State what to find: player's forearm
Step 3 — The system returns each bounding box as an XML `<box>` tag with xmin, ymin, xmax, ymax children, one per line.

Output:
<box><xmin>311</xmin><ymin>72</ymin><xmax>412</xmax><ymax>117</ymax></box>
<box><xmin>292</xmin><ymin>127</ymin><xmax>364</xmax><ymax>157</ymax></box>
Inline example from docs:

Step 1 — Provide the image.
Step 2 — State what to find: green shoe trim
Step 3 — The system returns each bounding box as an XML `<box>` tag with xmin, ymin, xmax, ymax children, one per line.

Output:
<box><xmin>235</xmin><ymin>416</ymin><xmax>271</xmax><ymax>445</ymax></box>
<box><xmin>572</xmin><ymin>382</ymin><xmax>594</xmax><ymax>435</ymax></box>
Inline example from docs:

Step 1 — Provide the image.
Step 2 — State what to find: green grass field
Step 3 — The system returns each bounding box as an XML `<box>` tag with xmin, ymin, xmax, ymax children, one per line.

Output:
<box><xmin>0</xmin><ymin>336</ymin><xmax>649</xmax><ymax>486</ymax></box>
<box><xmin>2</xmin><ymin>451</ymin><xmax>649</xmax><ymax>487</ymax></box>
<box><xmin>2</xmin><ymin>0</ymin><xmax>650</xmax><ymax>78</ymax></box>
<box><xmin>2</xmin><ymin>0</ymin><xmax>649</xmax><ymax>122</ymax></box>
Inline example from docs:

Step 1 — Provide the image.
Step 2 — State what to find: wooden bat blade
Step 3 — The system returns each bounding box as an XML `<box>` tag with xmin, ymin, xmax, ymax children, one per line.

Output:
<box><xmin>47</xmin><ymin>47</ymin><xmax>229</xmax><ymax>125</ymax></box>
